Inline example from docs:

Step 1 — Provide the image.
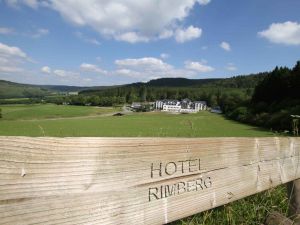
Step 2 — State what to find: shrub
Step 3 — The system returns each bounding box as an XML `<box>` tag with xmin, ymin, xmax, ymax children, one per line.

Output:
<box><xmin>227</xmin><ymin>106</ymin><xmax>249</xmax><ymax>122</ymax></box>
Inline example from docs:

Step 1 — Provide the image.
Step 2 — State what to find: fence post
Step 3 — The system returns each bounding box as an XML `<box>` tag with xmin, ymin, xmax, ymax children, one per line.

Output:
<box><xmin>287</xmin><ymin>179</ymin><xmax>300</xmax><ymax>223</ymax></box>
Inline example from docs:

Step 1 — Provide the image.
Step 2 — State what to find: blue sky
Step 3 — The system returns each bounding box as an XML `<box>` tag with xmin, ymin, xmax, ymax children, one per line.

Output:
<box><xmin>0</xmin><ymin>0</ymin><xmax>299</xmax><ymax>86</ymax></box>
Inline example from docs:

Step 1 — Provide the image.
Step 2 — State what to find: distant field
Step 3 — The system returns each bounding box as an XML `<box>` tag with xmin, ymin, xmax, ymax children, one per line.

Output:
<box><xmin>0</xmin><ymin>104</ymin><xmax>118</xmax><ymax>120</ymax></box>
<box><xmin>0</xmin><ymin>104</ymin><xmax>274</xmax><ymax>137</ymax></box>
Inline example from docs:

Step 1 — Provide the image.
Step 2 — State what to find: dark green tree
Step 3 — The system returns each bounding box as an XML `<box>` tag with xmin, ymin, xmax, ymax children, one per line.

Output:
<box><xmin>139</xmin><ymin>86</ymin><xmax>147</xmax><ymax>102</ymax></box>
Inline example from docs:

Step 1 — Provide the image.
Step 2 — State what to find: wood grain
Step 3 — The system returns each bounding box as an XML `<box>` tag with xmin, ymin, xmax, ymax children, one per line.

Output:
<box><xmin>0</xmin><ymin>137</ymin><xmax>300</xmax><ymax>225</ymax></box>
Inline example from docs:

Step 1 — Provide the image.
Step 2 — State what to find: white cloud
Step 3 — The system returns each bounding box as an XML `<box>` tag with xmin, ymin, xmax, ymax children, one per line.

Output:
<box><xmin>5</xmin><ymin>0</ymin><xmax>39</xmax><ymax>8</ymax></box>
<box><xmin>115</xmin><ymin>57</ymin><xmax>172</xmax><ymax>70</ymax></box>
<box><xmin>23</xmin><ymin>0</ymin><xmax>39</xmax><ymax>8</ymax></box>
<box><xmin>75</xmin><ymin>32</ymin><xmax>101</xmax><ymax>46</ymax></box>
<box><xmin>0</xmin><ymin>26</ymin><xmax>48</xmax><ymax>38</ymax></box>
<box><xmin>114</xmin><ymin>57</ymin><xmax>196</xmax><ymax>79</ymax></box>
<box><xmin>88</xmin><ymin>39</ymin><xmax>100</xmax><ymax>46</ymax></box>
<box><xmin>53</xmin><ymin>69</ymin><xmax>79</xmax><ymax>78</ymax></box>
<box><xmin>258</xmin><ymin>21</ymin><xmax>300</xmax><ymax>45</ymax></box>
<box><xmin>0</xmin><ymin>42</ymin><xmax>28</xmax><ymax>73</ymax></box>
<box><xmin>0</xmin><ymin>64</ymin><xmax>23</xmax><ymax>73</ymax></box>
<box><xmin>114</xmin><ymin>69</ymin><xmax>142</xmax><ymax>78</ymax></box>
<box><xmin>220</xmin><ymin>41</ymin><xmax>231</xmax><ymax>51</ymax></box>
<box><xmin>80</xmin><ymin>57</ymin><xmax>215</xmax><ymax>81</ymax></box>
<box><xmin>0</xmin><ymin>42</ymin><xmax>27</xmax><ymax>58</ymax></box>
<box><xmin>159</xmin><ymin>29</ymin><xmax>174</xmax><ymax>39</ymax></box>
<box><xmin>160</xmin><ymin>53</ymin><xmax>170</xmax><ymax>59</ymax></box>
<box><xmin>24</xmin><ymin>28</ymin><xmax>49</xmax><ymax>38</ymax></box>
<box><xmin>225</xmin><ymin>63</ymin><xmax>237</xmax><ymax>71</ymax></box>
<box><xmin>38</xmin><ymin>65</ymin><xmax>89</xmax><ymax>84</ymax></box>
<box><xmin>5</xmin><ymin>0</ymin><xmax>208</xmax><ymax>43</ymax></box>
<box><xmin>197</xmin><ymin>0</ymin><xmax>211</xmax><ymax>5</ymax></box>
<box><xmin>115</xmin><ymin>32</ymin><xmax>149</xmax><ymax>43</ymax></box>
<box><xmin>30</xmin><ymin>28</ymin><xmax>49</xmax><ymax>38</ymax></box>
<box><xmin>0</xmin><ymin>27</ymin><xmax>14</xmax><ymax>35</ymax></box>
<box><xmin>175</xmin><ymin>26</ymin><xmax>202</xmax><ymax>43</ymax></box>
<box><xmin>185</xmin><ymin>61</ymin><xmax>215</xmax><ymax>73</ymax></box>
<box><xmin>80</xmin><ymin>63</ymin><xmax>107</xmax><ymax>74</ymax></box>
<box><xmin>41</xmin><ymin>66</ymin><xmax>51</xmax><ymax>74</ymax></box>
<box><xmin>53</xmin><ymin>70</ymin><xmax>66</xmax><ymax>77</ymax></box>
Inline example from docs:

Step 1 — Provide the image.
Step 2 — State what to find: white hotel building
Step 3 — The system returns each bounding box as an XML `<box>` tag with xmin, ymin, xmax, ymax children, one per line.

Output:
<box><xmin>155</xmin><ymin>99</ymin><xmax>207</xmax><ymax>113</ymax></box>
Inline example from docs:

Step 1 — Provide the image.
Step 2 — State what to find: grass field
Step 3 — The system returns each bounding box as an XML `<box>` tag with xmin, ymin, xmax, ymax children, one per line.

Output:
<box><xmin>0</xmin><ymin>104</ymin><xmax>274</xmax><ymax>137</ymax></box>
<box><xmin>171</xmin><ymin>185</ymin><xmax>289</xmax><ymax>225</ymax></box>
<box><xmin>0</xmin><ymin>104</ymin><xmax>118</xmax><ymax>120</ymax></box>
<box><xmin>0</xmin><ymin>104</ymin><xmax>289</xmax><ymax>224</ymax></box>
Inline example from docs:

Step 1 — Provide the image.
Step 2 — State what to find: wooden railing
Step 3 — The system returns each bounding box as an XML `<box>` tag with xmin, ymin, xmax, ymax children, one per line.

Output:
<box><xmin>0</xmin><ymin>137</ymin><xmax>300</xmax><ymax>224</ymax></box>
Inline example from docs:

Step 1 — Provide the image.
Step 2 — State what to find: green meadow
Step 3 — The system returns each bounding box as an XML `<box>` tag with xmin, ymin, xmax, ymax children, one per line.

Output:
<box><xmin>0</xmin><ymin>104</ymin><xmax>274</xmax><ymax>137</ymax></box>
<box><xmin>0</xmin><ymin>104</ymin><xmax>117</xmax><ymax>120</ymax></box>
<box><xmin>0</xmin><ymin>104</ymin><xmax>289</xmax><ymax>224</ymax></box>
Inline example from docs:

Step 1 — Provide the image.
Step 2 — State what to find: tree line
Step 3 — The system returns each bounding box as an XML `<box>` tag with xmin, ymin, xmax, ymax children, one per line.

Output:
<box><xmin>78</xmin><ymin>73</ymin><xmax>266</xmax><ymax>107</ymax></box>
<box><xmin>226</xmin><ymin>61</ymin><xmax>300</xmax><ymax>132</ymax></box>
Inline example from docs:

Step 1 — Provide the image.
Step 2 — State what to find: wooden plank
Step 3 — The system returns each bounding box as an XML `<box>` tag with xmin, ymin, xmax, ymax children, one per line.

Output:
<box><xmin>0</xmin><ymin>137</ymin><xmax>300</xmax><ymax>225</ymax></box>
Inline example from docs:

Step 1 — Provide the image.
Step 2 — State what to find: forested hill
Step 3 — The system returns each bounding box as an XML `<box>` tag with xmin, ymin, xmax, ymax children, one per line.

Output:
<box><xmin>227</xmin><ymin>61</ymin><xmax>300</xmax><ymax>131</ymax></box>
<box><xmin>80</xmin><ymin>72</ymin><xmax>268</xmax><ymax>97</ymax></box>
<box><xmin>38</xmin><ymin>84</ymin><xmax>116</xmax><ymax>93</ymax></box>
<box><xmin>0</xmin><ymin>80</ymin><xmax>92</xmax><ymax>99</ymax></box>
<box><xmin>0</xmin><ymin>71</ymin><xmax>267</xmax><ymax>99</ymax></box>
<box><xmin>0</xmin><ymin>80</ymin><xmax>50</xmax><ymax>99</ymax></box>
<box><xmin>142</xmin><ymin>78</ymin><xmax>220</xmax><ymax>87</ymax></box>
<box><xmin>0</xmin><ymin>80</ymin><xmax>115</xmax><ymax>99</ymax></box>
<box><xmin>141</xmin><ymin>74</ymin><xmax>267</xmax><ymax>88</ymax></box>
<box><xmin>209</xmin><ymin>73</ymin><xmax>268</xmax><ymax>89</ymax></box>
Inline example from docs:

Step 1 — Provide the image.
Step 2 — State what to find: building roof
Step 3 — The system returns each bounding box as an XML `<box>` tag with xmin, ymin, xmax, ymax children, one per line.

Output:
<box><xmin>181</xmin><ymin>98</ymin><xmax>191</xmax><ymax>102</ymax></box>
<box><xmin>156</xmin><ymin>99</ymin><xmax>206</xmax><ymax>105</ymax></box>
<box><xmin>194</xmin><ymin>101</ymin><xmax>207</xmax><ymax>104</ymax></box>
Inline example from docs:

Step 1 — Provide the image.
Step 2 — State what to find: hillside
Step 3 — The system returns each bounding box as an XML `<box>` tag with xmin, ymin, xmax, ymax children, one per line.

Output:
<box><xmin>0</xmin><ymin>80</ymin><xmax>50</xmax><ymax>99</ymax></box>
<box><xmin>0</xmin><ymin>80</ymin><xmax>118</xmax><ymax>99</ymax></box>
<box><xmin>127</xmin><ymin>74</ymin><xmax>267</xmax><ymax>89</ymax></box>
<box><xmin>38</xmin><ymin>85</ymin><xmax>117</xmax><ymax>92</ymax></box>
<box><xmin>0</xmin><ymin>72</ymin><xmax>267</xmax><ymax>99</ymax></box>
<box><xmin>111</xmin><ymin>73</ymin><xmax>261</xmax><ymax>89</ymax></box>
<box><xmin>227</xmin><ymin>61</ymin><xmax>300</xmax><ymax>131</ymax></box>
<box><xmin>37</xmin><ymin>85</ymin><xmax>89</xmax><ymax>92</ymax></box>
<box><xmin>80</xmin><ymin>73</ymin><xmax>267</xmax><ymax>96</ymax></box>
<box><xmin>208</xmin><ymin>73</ymin><xmax>268</xmax><ymax>89</ymax></box>
<box><xmin>141</xmin><ymin>77</ymin><xmax>220</xmax><ymax>87</ymax></box>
